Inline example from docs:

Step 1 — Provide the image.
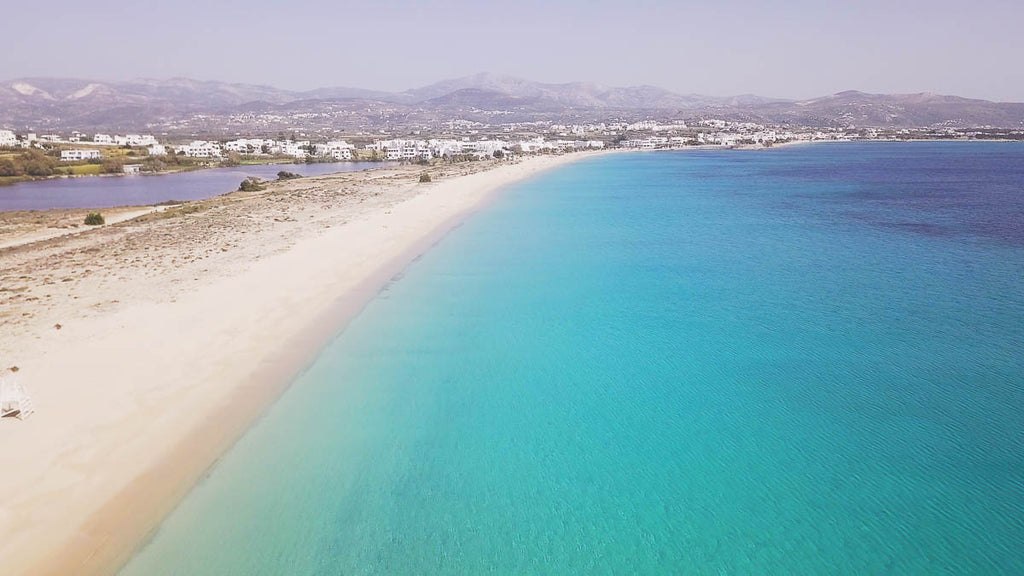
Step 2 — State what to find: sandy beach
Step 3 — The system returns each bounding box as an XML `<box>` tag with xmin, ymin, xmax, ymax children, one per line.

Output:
<box><xmin>0</xmin><ymin>152</ymin><xmax>593</xmax><ymax>576</ymax></box>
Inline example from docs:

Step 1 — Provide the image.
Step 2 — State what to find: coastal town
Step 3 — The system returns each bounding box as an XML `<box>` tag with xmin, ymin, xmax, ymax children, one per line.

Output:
<box><xmin>3</xmin><ymin>119</ymin><xmax>1022</xmax><ymax>184</ymax></box>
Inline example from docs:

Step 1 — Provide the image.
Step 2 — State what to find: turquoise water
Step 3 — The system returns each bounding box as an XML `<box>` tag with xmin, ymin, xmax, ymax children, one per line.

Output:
<box><xmin>120</xmin><ymin>143</ymin><xmax>1024</xmax><ymax>575</ymax></box>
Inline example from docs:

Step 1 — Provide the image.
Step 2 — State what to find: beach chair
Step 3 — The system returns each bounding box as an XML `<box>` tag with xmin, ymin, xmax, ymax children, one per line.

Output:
<box><xmin>0</xmin><ymin>376</ymin><xmax>34</xmax><ymax>420</ymax></box>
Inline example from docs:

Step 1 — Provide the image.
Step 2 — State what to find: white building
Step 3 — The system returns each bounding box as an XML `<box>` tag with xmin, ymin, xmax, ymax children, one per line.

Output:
<box><xmin>93</xmin><ymin>134</ymin><xmax>113</xmax><ymax>145</ymax></box>
<box><xmin>460</xmin><ymin>139</ymin><xmax>507</xmax><ymax>158</ymax></box>
<box><xmin>224</xmin><ymin>138</ymin><xmax>272</xmax><ymax>154</ymax></box>
<box><xmin>315</xmin><ymin>140</ymin><xmax>355</xmax><ymax>160</ymax></box>
<box><xmin>516</xmin><ymin>138</ymin><xmax>555</xmax><ymax>153</ymax></box>
<box><xmin>0</xmin><ymin>130</ymin><xmax>17</xmax><ymax>148</ymax></box>
<box><xmin>376</xmin><ymin>139</ymin><xmax>432</xmax><ymax>161</ymax></box>
<box><xmin>175</xmin><ymin>141</ymin><xmax>222</xmax><ymax>158</ymax></box>
<box><xmin>147</xmin><ymin>144</ymin><xmax>167</xmax><ymax>156</ymax></box>
<box><xmin>273</xmin><ymin>140</ymin><xmax>308</xmax><ymax>158</ymax></box>
<box><xmin>61</xmin><ymin>149</ymin><xmax>102</xmax><ymax>162</ymax></box>
<box><xmin>122</xmin><ymin>134</ymin><xmax>157</xmax><ymax>146</ymax></box>
<box><xmin>620</xmin><ymin>137</ymin><xmax>669</xmax><ymax>149</ymax></box>
<box><xmin>428</xmin><ymin>139</ymin><xmax>464</xmax><ymax>157</ymax></box>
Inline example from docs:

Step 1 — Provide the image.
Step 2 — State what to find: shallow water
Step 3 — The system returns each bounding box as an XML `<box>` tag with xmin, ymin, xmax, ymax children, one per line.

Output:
<box><xmin>120</xmin><ymin>143</ymin><xmax>1024</xmax><ymax>575</ymax></box>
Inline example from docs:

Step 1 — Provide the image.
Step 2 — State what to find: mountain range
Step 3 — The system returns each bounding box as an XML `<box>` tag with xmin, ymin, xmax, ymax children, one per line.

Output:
<box><xmin>2</xmin><ymin>72</ymin><xmax>1023</xmax><ymax>132</ymax></box>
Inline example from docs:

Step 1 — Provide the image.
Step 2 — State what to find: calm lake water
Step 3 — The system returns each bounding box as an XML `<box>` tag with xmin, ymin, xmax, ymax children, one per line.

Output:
<box><xmin>120</xmin><ymin>143</ymin><xmax>1023</xmax><ymax>575</ymax></box>
<box><xmin>0</xmin><ymin>162</ymin><xmax>387</xmax><ymax>211</ymax></box>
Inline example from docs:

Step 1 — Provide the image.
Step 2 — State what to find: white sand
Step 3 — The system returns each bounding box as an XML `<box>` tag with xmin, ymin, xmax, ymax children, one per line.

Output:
<box><xmin>0</xmin><ymin>206</ymin><xmax>169</xmax><ymax>250</ymax></box>
<box><xmin>0</xmin><ymin>152</ymin><xmax>593</xmax><ymax>576</ymax></box>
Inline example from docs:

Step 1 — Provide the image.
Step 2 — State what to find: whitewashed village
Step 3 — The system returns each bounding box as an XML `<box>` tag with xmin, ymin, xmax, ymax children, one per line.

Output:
<box><xmin>0</xmin><ymin>119</ymin><xmax>1004</xmax><ymax>183</ymax></box>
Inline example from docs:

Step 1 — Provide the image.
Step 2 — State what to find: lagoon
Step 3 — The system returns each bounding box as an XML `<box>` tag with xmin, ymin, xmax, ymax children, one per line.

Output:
<box><xmin>0</xmin><ymin>161</ymin><xmax>385</xmax><ymax>211</ymax></box>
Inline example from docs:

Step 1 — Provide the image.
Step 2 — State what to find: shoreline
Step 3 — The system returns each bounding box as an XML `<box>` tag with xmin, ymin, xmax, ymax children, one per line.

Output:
<box><xmin>6</xmin><ymin>137</ymin><xmax>1020</xmax><ymax>190</ymax></box>
<box><xmin>0</xmin><ymin>151</ymin><xmax>599</xmax><ymax>576</ymax></box>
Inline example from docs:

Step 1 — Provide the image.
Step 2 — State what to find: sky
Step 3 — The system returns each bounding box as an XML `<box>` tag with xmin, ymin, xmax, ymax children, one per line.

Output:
<box><xmin>1</xmin><ymin>0</ymin><xmax>1023</xmax><ymax>101</ymax></box>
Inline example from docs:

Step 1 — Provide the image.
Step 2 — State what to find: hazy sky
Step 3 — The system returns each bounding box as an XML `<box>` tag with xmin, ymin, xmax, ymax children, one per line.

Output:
<box><xmin>2</xmin><ymin>0</ymin><xmax>1022</xmax><ymax>101</ymax></box>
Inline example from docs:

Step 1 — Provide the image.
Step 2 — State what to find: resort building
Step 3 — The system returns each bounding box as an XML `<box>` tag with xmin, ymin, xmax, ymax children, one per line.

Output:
<box><xmin>120</xmin><ymin>134</ymin><xmax>158</xmax><ymax>147</ymax></box>
<box><xmin>93</xmin><ymin>134</ymin><xmax>114</xmax><ymax>144</ymax></box>
<box><xmin>175</xmin><ymin>141</ymin><xmax>222</xmax><ymax>158</ymax></box>
<box><xmin>274</xmin><ymin>141</ymin><xmax>309</xmax><ymax>158</ymax></box>
<box><xmin>0</xmin><ymin>129</ymin><xmax>17</xmax><ymax>148</ymax></box>
<box><xmin>374</xmin><ymin>139</ymin><xmax>431</xmax><ymax>161</ymax></box>
<box><xmin>516</xmin><ymin>138</ymin><xmax>555</xmax><ymax>153</ymax></box>
<box><xmin>315</xmin><ymin>141</ymin><xmax>355</xmax><ymax>160</ymax></box>
<box><xmin>60</xmin><ymin>149</ymin><xmax>102</xmax><ymax>162</ymax></box>
<box><xmin>224</xmin><ymin>138</ymin><xmax>272</xmax><ymax>154</ymax></box>
<box><xmin>147</xmin><ymin>144</ymin><xmax>167</xmax><ymax>156</ymax></box>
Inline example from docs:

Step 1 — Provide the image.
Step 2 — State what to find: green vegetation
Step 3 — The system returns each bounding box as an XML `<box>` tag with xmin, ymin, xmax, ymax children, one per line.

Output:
<box><xmin>221</xmin><ymin>152</ymin><xmax>243</xmax><ymax>167</ymax></box>
<box><xmin>276</xmin><ymin>170</ymin><xmax>303</xmax><ymax>180</ymax></box>
<box><xmin>492</xmin><ymin>149</ymin><xmax>504</xmax><ymax>159</ymax></box>
<box><xmin>0</xmin><ymin>149</ymin><xmax>60</xmax><ymax>177</ymax></box>
<box><xmin>140</xmin><ymin>153</ymin><xmax>200</xmax><ymax>174</ymax></box>
<box><xmin>101</xmin><ymin>158</ymin><xmax>124</xmax><ymax>174</ymax></box>
<box><xmin>84</xmin><ymin>212</ymin><xmax>105</xmax><ymax>226</ymax></box>
<box><xmin>238</xmin><ymin>177</ymin><xmax>265</xmax><ymax>192</ymax></box>
<box><xmin>419</xmin><ymin>173</ymin><xmax>432</xmax><ymax>183</ymax></box>
<box><xmin>66</xmin><ymin>164</ymin><xmax>103</xmax><ymax>175</ymax></box>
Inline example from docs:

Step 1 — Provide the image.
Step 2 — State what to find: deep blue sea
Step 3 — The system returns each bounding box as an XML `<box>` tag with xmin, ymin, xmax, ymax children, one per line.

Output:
<box><xmin>119</xmin><ymin>143</ymin><xmax>1024</xmax><ymax>575</ymax></box>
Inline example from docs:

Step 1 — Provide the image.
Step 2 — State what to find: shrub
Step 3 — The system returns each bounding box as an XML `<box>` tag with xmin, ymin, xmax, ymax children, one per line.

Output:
<box><xmin>101</xmin><ymin>159</ymin><xmax>123</xmax><ymax>174</ymax></box>
<box><xmin>25</xmin><ymin>160</ymin><xmax>54</xmax><ymax>177</ymax></box>
<box><xmin>0</xmin><ymin>158</ymin><xmax>19</xmax><ymax>177</ymax></box>
<box><xmin>221</xmin><ymin>152</ymin><xmax>242</xmax><ymax>167</ymax></box>
<box><xmin>84</xmin><ymin>212</ymin><xmax>105</xmax><ymax>225</ymax></box>
<box><xmin>238</xmin><ymin>177</ymin><xmax>265</xmax><ymax>192</ymax></box>
<box><xmin>277</xmin><ymin>170</ymin><xmax>302</xmax><ymax>180</ymax></box>
<box><xmin>419</xmin><ymin>173</ymin><xmax>432</xmax><ymax>183</ymax></box>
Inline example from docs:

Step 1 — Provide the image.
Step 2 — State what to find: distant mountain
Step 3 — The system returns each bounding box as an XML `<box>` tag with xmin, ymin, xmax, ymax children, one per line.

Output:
<box><xmin>403</xmin><ymin>73</ymin><xmax>725</xmax><ymax>110</ymax></box>
<box><xmin>1</xmin><ymin>74</ymin><xmax>1022</xmax><ymax>132</ymax></box>
<box><xmin>300</xmin><ymin>85</ymin><xmax>411</xmax><ymax>103</ymax></box>
<box><xmin>0</xmin><ymin>77</ymin><xmax>306</xmax><ymax>130</ymax></box>
<box><xmin>421</xmin><ymin>88</ymin><xmax>537</xmax><ymax>110</ymax></box>
<box><xmin>753</xmin><ymin>90</ymin><xmax>1024</xmax><ymax>127</ymax></box>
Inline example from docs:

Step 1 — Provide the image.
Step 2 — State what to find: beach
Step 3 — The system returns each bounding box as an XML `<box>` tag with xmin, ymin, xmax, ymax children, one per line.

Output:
<box><xmin>0</xmin><ymin>152</ymin><xmax>592</xmax><ymax>576</ymax></box>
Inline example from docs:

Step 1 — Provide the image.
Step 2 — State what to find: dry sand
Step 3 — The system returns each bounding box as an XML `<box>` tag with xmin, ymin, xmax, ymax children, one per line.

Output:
<box><xmin>0</xmin><ymin>152</ymin><xmax>594</xmax><ymax>576</ymax></box>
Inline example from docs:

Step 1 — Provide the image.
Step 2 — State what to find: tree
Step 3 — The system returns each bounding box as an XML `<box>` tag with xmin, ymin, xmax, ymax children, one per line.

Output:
<box><xmin>101</xmin><ymin>158</ymin><xmax>124</xmax><ymax>174</ymax></box>
<box><xmin>19</xmin><ymin>149</ymin><xmax>56</xmax><ymax>176</ymax></box>
<box><xmin>222</xmin><ymin>152</ymin><xmax>242</xmax><ymax>166</ymax></box>
<box><xmin>0</xmin><ymin>158</ymin><xmax>19</xmax><ymax>177</ymax></box>
<box><xmin>492</xmin><ymin>149</ymin><xmax>504</xmax><ymax>159</ymax></box>
<box><xmin>24</xmin><ymin>159</ymin><xmax>54</xmax><ymax>176</ymax></box>
<box><xmin>142</xmin><ymin>156</ymin><xmax>167</xmax><ymax>173</ymax></box>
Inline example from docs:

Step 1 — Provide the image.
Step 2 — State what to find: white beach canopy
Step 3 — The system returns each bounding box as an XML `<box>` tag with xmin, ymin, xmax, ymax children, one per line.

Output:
<box><xmin>0</xmin><ymin>376</ymin><xmax>34</xmax><ymax>420</ymax></box>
